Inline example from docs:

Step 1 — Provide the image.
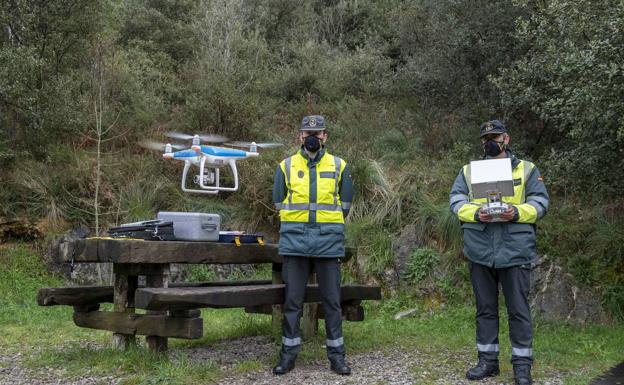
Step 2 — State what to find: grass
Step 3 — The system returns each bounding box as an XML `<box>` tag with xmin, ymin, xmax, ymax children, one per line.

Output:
<box><xmin>1</xmin><ymin>243</ymin><xmax>622</xmax><ymax>384</ymax></box>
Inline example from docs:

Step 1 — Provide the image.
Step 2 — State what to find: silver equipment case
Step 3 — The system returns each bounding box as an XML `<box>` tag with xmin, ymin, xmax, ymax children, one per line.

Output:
<box><xmin>157</xmin><ymin>211</ymin><xmax>221</xmax><ymax>241</ymax></box>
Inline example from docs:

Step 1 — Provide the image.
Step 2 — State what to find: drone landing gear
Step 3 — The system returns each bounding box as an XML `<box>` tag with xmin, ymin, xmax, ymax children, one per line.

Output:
<box><xmin>198</xmin><ymin>157</ymin><xmax>239</xmax><ymax>193</ymax></box>
<box><xmin>180</xmin><ymin>158</ymin><xmax>241</xmax><ymax>195</ymax></box>
<box><xmin>181</xmin><ymin>161</ymin><xmax>217</xmax><ymax>195</ymax></box>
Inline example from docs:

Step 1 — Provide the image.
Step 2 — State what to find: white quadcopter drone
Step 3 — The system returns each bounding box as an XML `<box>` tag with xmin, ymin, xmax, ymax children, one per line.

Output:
<box><xmin>141</xmin><ymin>131</ymin><xmax>281</xmax><ymax>195</ymax></box>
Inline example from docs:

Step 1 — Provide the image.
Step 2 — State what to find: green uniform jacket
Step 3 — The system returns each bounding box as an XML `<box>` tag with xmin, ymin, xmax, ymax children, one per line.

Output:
<box><xmin>449</xmin><ymin>151</ymin><xmax>550</xmax><ymax>268</ymax></box>
<box><xmin>273</xmin><ymin>147</ymin><xmax>354</xmax><ymax>258</ymax></box>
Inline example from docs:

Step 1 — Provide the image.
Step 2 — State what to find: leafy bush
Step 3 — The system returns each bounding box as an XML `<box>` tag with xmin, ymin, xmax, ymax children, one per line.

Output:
<box><xmin>403</xmin><ymin>248</ymin><xmax>440</xmax><ymax>283</ymax></box>
<box><xmin>493</xmin><ymin>0</ymin><xmax>624</xmax><ymax>197</ymax></box>
<box><xmin>186</xmin><ymin>265</ymin><xmax>217</xmax><ymax>283</ymax></box>
<box><xmin>394</xmin><ymin>0</ymin><xmax>526</xmax><ymax>111</ymax></box>
<box><xmin>602</xmin><ymin>284</ymin><xmax>624</xmax><ymax>322</ymax></box>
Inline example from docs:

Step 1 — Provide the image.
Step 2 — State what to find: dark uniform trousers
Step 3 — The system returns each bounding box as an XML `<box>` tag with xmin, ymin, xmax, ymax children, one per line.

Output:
<box><xmin>470</xmin><ymin>262</ymin><xmax>533</xmax><ymax>365</ymax></box>
<box><xmin>281</xmin><ymin>256</ymin><xmax>345</xmax><ymax>360</ymax></box>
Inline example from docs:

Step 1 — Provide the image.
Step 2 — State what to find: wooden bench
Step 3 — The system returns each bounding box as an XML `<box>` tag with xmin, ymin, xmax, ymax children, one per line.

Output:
<box><xmin>38</xmin><ymin>238</ymin><xmax>381</xmax><ymax>352</ymax></box>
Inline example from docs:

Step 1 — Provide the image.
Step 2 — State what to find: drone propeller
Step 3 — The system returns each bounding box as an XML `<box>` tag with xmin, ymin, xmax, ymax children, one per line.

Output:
<box><xmin>139</xmin><ymin>139</ymin><xmax>186</xmax><ymax>151</ymax></box>
<box><xmin>226</xmin><ymin>141</ymin><xmax>283</xmax><ymax>149</ymax></box>
<box><xmin>165</xmin><ymin>131</ymin><xmax>229</xmax><ymax>143</ymax></box>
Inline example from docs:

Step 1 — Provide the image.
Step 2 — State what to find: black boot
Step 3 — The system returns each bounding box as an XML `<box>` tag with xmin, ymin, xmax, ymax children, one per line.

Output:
<box><xmin>329</xmin><ymin>356</ymin><xmax>351</xmax><ymax>375</ymax></box>
<box><xmin>466</xmin><ymin>359</ymin><xmax>500</xmax><ymax>380</ymax></box>
<box><xmin>513</xmin><ymin>364</ymin><xmax>532</xmax><ymax>385</ymax></box>
<box><xmin>272</xmin><ymin>356</ymin><xmax>296</xmax><ymax>375</ymax></box>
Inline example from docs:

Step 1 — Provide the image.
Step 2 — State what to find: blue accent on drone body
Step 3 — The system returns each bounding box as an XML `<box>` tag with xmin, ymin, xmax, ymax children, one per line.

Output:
<box><xmin>173</xmin><ymin>150</ymin><xmax>200</xmax><ymax>159</ymax></box>
<box><xmin>199</xmin><ymin>145</ymin><xmax>247</xmax><ymax>158</ymax></box>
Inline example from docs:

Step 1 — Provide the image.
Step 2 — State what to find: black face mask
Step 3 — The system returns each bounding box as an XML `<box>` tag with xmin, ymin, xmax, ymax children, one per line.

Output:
<box><xmin>483</xmin><ymin>139</ymin><xmax>505</xmax><ymax>157</ymax></box>
<box><xmin>303</xmin><ymin>135</ymin><xmax>322</xmax><ymax>152</ymax></box>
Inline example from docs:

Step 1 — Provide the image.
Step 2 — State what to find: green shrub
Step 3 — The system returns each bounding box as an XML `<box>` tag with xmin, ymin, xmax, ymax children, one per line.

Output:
<box><xmin>602</xmin><ymin>283</ymin><xmax>624</xmax><ymax>322</ymax></box>
<box><xmin>493</xmin><ymin>0</ymin><xmax>624</xmax><ymax>197</ymax></box>
<box><xmin>186</xmin><ymin>265</ymin><xmax>218</xmax><ymax>282</ymax></box>
<box><xmin>403</xmin><ymin>247</ymin><xmax>440</xmax><ymax>283</ymax></box>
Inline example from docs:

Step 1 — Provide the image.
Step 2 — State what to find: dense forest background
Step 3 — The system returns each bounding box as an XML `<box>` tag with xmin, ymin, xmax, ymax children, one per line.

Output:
<box><xmin>0</xmin><ymin>0</ymin><xmax>622</xmax><ymax>320</ymax></box>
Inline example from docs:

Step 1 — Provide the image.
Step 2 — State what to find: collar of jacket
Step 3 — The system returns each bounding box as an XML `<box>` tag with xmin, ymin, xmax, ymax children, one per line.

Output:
<box><xmin>484</xmin><ymin>149</ymin><xmax>521</xmax><ymax>168</ymax></box>
<box><xmin>299</xmin><ymin>146</ymin><xmax>327</xmax><ymax>165</ymax></box>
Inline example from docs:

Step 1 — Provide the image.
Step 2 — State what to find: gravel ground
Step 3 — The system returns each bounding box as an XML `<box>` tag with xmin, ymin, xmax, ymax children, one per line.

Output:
<box><xmin>175</xmin><ymin>336</ymin><xmax>278</xmax><ymax>370</ymax></box>
<box><xmin>0</xmin><ymin>337</ymin><xmax>570</xmax><ymax>385</ymax></box>
<box><xmin>214</xmin><ymin>347</ymin><xmax>567</xmax><ymax>385</ymax></box>
<box><xmin>0</xmin><ymin>353</ymin><xmax>121</xmax><ymax>385</ymax></box>
<box><xmin>180</xmin><ymin>336</ymin><xmax>566</xmax><ymax>385</ymax></box>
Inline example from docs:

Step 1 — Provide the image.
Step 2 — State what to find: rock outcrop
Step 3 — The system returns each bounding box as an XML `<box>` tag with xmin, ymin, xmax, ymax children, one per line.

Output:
<box><xmin>530</xmin><ymin>256</ymin><xmax>609</xmax><ymax>324</ymax></box>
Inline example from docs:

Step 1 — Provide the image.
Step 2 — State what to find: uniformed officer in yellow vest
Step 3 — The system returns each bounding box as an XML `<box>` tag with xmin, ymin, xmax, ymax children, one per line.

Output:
<box><xmin>272</xmin><ymin>115</ymin><xmax>354</xmax><ymax>376</ymax></box>
<box><xmin>449</xmin><ymin>120</ymin><xmax>549</xmax><ymax>385</ymax></box>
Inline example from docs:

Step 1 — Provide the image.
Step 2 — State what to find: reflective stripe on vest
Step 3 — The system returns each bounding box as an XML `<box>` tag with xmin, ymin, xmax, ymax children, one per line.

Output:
<box><xmin>463</xmin><ymin>160</ymin><xmax>534</xmax><ymax>205</ymax></box>
<box><xmin>279</xmin><ymin>203</ymin><xmax>342</xmax><ymax>211</ymax></box>
<box><xmin>279</xmin><ymin>151</ymin><xmax>345</xmax><ymax>224</ymax></box>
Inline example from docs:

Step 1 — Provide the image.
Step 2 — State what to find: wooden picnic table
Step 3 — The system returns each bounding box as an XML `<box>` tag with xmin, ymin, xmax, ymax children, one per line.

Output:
<box><xmin>38</xmin><ymin>238</ymin><xmax>380</xmax><ymax>353</ymax></box>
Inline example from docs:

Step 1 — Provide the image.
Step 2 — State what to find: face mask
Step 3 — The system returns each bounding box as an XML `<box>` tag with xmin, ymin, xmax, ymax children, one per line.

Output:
<box><xmin>303</xmin><ymin>135</ymin><xmax>321</xmax><ymax>152</ymax></box>
<box><xmin>483</xmin><ymin>139</ymin><xmax>505</xmax><ymax>157</ymax></box>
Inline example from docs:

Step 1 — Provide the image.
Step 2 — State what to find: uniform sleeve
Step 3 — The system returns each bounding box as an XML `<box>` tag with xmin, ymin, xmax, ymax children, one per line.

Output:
<box><xmin>449</xmin><ymin>168</ymin><xmax>480</xmax><ymax>223</ymax></box>
<box><xmin>513</xmin><ymin>165</ymin><xmax>549</xmax><ymax>224</ymax></box>
<box><xmin>339</xmin><ymin>164</ymin><xmax>354</xmax><ymax>217</ymax></box>
<box><xmin>273</xmin><ymin>164</ymin><xmax>287</xmax><ymax>210</ymax></box>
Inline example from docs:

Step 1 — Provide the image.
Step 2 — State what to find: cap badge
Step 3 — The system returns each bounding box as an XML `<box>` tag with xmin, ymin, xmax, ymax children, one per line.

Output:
<box><xmin>485</xmin><ymin>122</ymin><xmax>493</xmax><ymax>131</ymax></box>
<box><xmin>309</xmin><ymin>117</ymin><xmax>317</xmax><ymax>127</ymax></box>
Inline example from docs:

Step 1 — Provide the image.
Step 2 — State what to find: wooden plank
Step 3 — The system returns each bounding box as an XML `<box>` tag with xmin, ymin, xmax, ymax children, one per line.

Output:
<box><xmin>244</xmin><ymin>304</ymin><xmax>272</xmax><ymax>314</ymax></box>
<box><xmin>127</xmin><ymin>275</ymin><xmax>138</xmax><ymax>309</ymax></box>
<box><xmin>145</xmin><ymin>265</ymin><xmax>169</xmax><ymax>352</ymax></box>
<box><xmin>112</xmin><ymin>264</ymin><xmax>176</xmax><ymax>277</ymax></box>
<box><xmin>38</xmin><ymin>286</ymin><xmax>112</xmax><ymax>306</ymax></box>
<box><xmin>37</xmin><ymin>280</ymin><xmax>273</xmax><ymax>307</ymax></box>
<box><xmin>73</xmin><ymin>311</ymin><xmax>202</xmax><ymax>339</ymax></box>
<box><xmin>73</xmin><ymin>304</ymin><xmax>100</xmax><ymax>313</ymax></box>
<box><xmin>137</xmin><ymin>284</ymin><xmax>283</xmax><ymax>310</ymax></box>
<box><xmin>173</xmin><ymin>279</ymin><xmax>272</xmax><ymax>288</ymax></box>
<box><xmin>135</xmin><ymin>284</ymin><xmax>382</xmax><ymax>310</ymax></box>
<box><xmin>170</xmin><ymin>309</ymin><xmax>201</xmax><ymax>318</ymax></box>
<box><xmin>79</xmin><ymin>239</ymin><xmax>280</xmax><ymax>264</ymax></box>
<box><xmin>62</xmin><ymin>238</ymin><xmax>355</xmax><ymax>264</ymax></box>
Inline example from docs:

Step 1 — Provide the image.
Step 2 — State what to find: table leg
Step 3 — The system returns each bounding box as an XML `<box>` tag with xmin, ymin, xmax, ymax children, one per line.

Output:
<box><xmin>112</xmin><ymin>265</ymin><xmax>138</xmax><ymax>350</ymax></box>
<box><xmin>145</xmin><ymin>264</ymin><xmax>170</xmax><ymax>353</ymax></box>
<box><xmin>271</xmin><ymin>263</ymin><xmax>283</xmax><ymax>334</ymax></box>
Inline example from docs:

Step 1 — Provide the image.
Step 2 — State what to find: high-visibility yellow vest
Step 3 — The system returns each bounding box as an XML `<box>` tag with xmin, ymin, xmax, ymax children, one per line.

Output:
<box><xmin>278</xmin><ymin>151</ymin><xmax>346</xmax><ymax>224</ymax></box>
<box><xmin>458</xmin><ymin>159</ymin><xmax>539</xmax><ymax>223</ymax></box>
